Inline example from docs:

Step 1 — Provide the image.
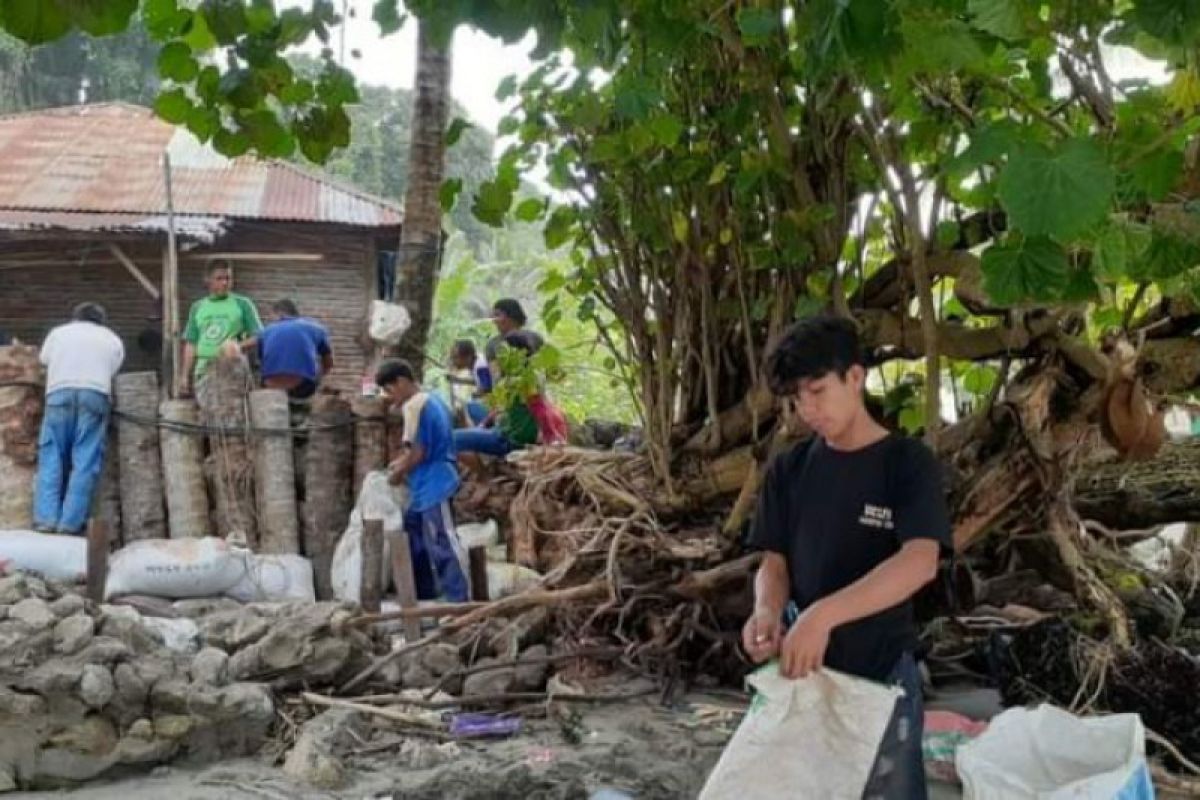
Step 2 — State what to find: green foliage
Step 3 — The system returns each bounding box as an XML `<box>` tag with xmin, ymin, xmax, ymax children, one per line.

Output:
<box><xmin>997</xmin><ymin>139</ymin><xmax>1115</xmax><ymax>241</ymax></box>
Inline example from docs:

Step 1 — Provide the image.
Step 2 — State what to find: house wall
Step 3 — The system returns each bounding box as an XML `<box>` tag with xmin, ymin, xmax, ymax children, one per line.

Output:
<box><xmin>0</xmin><ymin>222</ymin><xmax>384</xmax><ymax>393</ymax></box>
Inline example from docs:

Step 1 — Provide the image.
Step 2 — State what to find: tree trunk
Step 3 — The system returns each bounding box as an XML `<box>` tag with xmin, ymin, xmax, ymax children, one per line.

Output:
<box><xmin>115</xmin><ymin>371</ymin><xmax>166</xmax><ymax>542</ymax></box>
<box><xmin>1074</xmin><ymin>439</ymin><xmax>1200</xmax><ymax>529</ymax></box>
<box><xmin>392</xmin><ymin>21</ymin><xmax>452</xmax><ymax>379</ymax></box>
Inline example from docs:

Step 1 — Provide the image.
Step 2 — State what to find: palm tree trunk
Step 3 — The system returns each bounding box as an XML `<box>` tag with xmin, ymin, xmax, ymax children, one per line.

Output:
<box><xmin>392</xmin><ymin>21</ymin><xmax>452</xmax><ymax>379</ymax></box>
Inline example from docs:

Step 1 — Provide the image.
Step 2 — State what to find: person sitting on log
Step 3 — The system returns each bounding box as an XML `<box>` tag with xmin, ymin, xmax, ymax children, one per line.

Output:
<box><xmin>446</xmin><ymin>338</ymin><xmax>492</xmax><ymax>426</ymax></box>
<box><xmin>33</xmin><ymin>302</ymin><xmax>125</xmax><ymax>535</ymax></box>
<box><xmin>257</xmin><ymin>298</ymin><xmax>334</xmax><ymax>400</ymax></box>
<box><xmin>741</xmin><ymin>315</ymin><xmax>951</xmax><ymax>799</ymax></box>
<box><xmin>453</xmin><ymin>331</ymin><xmax>570</xmax><ymax>461</ymax></box>
<box><xmin>375</xmin><ymin>358</ymin><xmax>470</xmax><ymax>603</ymax></box>
<box><xmin>181</xmin><ymin>259</ymin><xmax>263</xmax><ymax>398</ymax></box>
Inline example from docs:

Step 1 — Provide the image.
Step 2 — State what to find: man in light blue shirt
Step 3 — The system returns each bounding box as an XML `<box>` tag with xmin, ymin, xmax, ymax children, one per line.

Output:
<box><xmin>375</xmin><ymin>359</ymin><xmax>468</xmax><ymax>602</ymax></box>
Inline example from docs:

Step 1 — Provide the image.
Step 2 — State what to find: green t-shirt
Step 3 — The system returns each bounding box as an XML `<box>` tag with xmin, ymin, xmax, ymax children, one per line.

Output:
<box><xmin>499</xmin><ymin>398</ymin><xmax>539</xmax><ymax>446</ymax></box>
<box><xmin>183</xmin><ymin>293</ymin><xmax>263</xmax><ymax>376</ymax></box>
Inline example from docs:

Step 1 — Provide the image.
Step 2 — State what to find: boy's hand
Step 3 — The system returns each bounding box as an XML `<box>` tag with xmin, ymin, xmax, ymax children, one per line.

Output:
<box><xmin>741</xmin><ymin>608</ymin><xmax>783</xmax><ymax>663</ymax></box>
<box><xmin>779</xmin><ymin>604</ymin><xmax>834</xmax><ymax>679</ymax></box>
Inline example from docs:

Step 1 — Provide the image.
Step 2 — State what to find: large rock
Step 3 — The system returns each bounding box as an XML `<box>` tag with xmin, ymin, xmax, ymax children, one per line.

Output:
<box><xmin>196</xmin><ymin>609</ymin><xmax>270</xmax><ymax>653</ymax></box>
<box><xmin>462</xmin><ymin>657</ymin><xmax>516</xmax><ymax>697</ymax></box>
<box><xmin>9</xmin><ymin>598</ymin><xmax>55</xmax><ymax>631</ymax></box>
<box><xmin>421</xmin><ymin>643</ymin><xmax>463</xmax><ymax>676</ymax></box>
<box><xmin>97</xmin><ymin>607</ymin><xmax>163</xmax><ymax>653</ymax></box>
<box><xmin>53</xmin><ymin>615</ymin><xmax>95</xmax><ymax>655</ymax></box>
<box><xmin>0</xmin><ymin>685</ymin><xmax>45</xmax><ymax>717</ymax></box>
<box><xmin>190</xmin><ymin>647</ymin><xmax>229</xmax><ymax>687</ymax></box>
<box><xmin>78</xmin><ymin>665</ymin><xmax>115</xmax><ymax>709</ymax></box>
<box><xmin>0</xmin><ymin>621</ymin><xmax>52</xmax><ymax>670</ymax></box>
<box><xmin>514</xmin><ymin>645</ymin><xmax>550</xmax><ymax>692</ymax></box>
<box><xmin>282</xmin><ymin>708</ymin><xmax>366</xmax><ymax>789</ymax></box>
<box><xmin>109</xmin><ymin>663</ymin><xmax>148</xmax><ymax>726</ymax></box>
<box><xmin>17</xmin><ymin>660</ymin><xmax>81</xmax><ymax>695</ymax></box>
<box><xmin>49</xmin><ymin>594</ymin><xmax>86</xmax><ymax>619</ymax></box>
<box><xmin>37</xmin><ymin>715</ymin><xmax>119</xmax><ymax>782</ymax></box>
<box><xmin>0</xmin><ymin>574</ymin><xmax>50</xmax><ymax>605</ymax></box>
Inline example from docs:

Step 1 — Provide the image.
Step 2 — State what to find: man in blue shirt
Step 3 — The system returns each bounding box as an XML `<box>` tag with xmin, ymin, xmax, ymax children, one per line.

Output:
<box><xmin>375</xmin><ymin>359</ymin><xmax>469</xmax><ymax>602</ymax></box>
<box><xmin>258</xmin><ymin>299</ymin><xmax>333</xmax><ymax>399</ymax></box>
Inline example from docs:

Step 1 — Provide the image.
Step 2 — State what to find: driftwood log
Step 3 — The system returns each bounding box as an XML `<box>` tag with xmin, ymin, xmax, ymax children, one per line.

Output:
<box><xmin>198</xmin><ymin>355</ymin><xmax>257</xmax><ymax>547</ymax></box>
<box><xmin>304</xmin><ymin>394</ymin><xmax>353</xmax><ymax>600</ymax></box>
<box><xmin>0</xmin><ymin>344</ymin><xmax>41</xmax><ymax>528</ymax></box>
<box><xmin>249</xmin><ymin>389</ymin><xmax>299</xmax><ymax>554</ymax></box>
<box><xmin>159</xmin><ymin>399</ymin><xmax>209</xmax><ymax>539</ymax></box>
<box><xmin>114</xmin><ymin>371</ymin><xmax>165</xmax><ymax>542</ymax></box>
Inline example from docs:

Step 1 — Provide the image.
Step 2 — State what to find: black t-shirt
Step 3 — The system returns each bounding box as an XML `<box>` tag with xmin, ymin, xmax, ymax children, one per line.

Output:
<box><xmin>485</xmin><ymin>329</ymin><xmax>545</xmax><ymax>363</ymax></box>
<box><xmin>748</xmin><ymin>433</ymin><xmax>951</xmax><ymax>681</ymax></box>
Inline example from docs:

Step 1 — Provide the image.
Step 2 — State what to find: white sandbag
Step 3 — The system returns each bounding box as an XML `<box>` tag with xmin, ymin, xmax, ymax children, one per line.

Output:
<box><xmin>956</xmin><ymin>705</ymin><xmax>1154</xmax><ymax>800</ymax></box>
<box><xmin>486</xmin><ymin>562</ymin><xmax>542</xmax><ymax>599</ymax></box>
<box><xmin>368</xmin><ymin>299</ymin><xmax>412</xmax><ymax>345</ymax></box>
<box><xmin>458</xmin><ymin>520</ymin><xmax>499</xmax><ymax>551</ymax></box>
<box><xmin>0</xmin><ymin>530</ymin><xmax>88</xmax><ymax>583</ymax></box>
<box><xmin>331</xmin><ymin>471</ymin><xmax>410</xmax><ymax>603</ymax></box>
<box><xmin>699</xmin><ymin>663</ymin><xmax>902</xmax><ymax>800</ymax></box>
<box><xmin>105</xmin><ymin>537</ymin><xmax>248</xmax><ymax>600</ymax></box>
<box><xmin>225</xmin><ymin>554</ymin><xmax>315</xmax><ymax>603</ymax></box>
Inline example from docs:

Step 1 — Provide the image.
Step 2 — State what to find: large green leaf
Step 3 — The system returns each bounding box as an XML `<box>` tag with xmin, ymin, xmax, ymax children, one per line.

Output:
<box><xmin>1129</xmin><ymin>149</ymin><xmax>1184</xmax><ymax>201</ymax></box>
<box><xmin>439</xmin><ymin>178</ymin><xmax>463</xmax><ymax>212</ymax></box>
<box><xmin>0</xmin><ymin>0</ymin><xmax>70</xmax><ymax>43</ymax></box>
<box><xmin>471</xmin><ymin>180</ymin><xmax>515</xmax><ymax>228</ymax></box>
<box><xmin>980</xmin><ymin>235</ymin><xmax>1070</xmax><ymax>305</ymax></box>
<box><xmin>1130</xmin><ymin>0</ymin><xmax>1200</xmax><ymax>48</ymax></box>
<box><xmin>144</xmin><ymin>0</ymin><xmax>189</xmax><ymax>38</ymax></box>
<box><xmin>736</xmin><ymin>8</ymin><xmax>779</xmax><ymax>45</ymax></box>
<box><xmin>200</xmin><ymin>0</ymin><xmax>247</xmax><ymax>45</ymax></box>
<box><xmin>158</xmin><ymin>41</ymin><xmax>199</xmax><ymax>83</ymax></box>
<box><xmin>153</xmin><ymin>89</ymin><xmax>194</xmax><ymax>125</ymax></box>
<box><xmin>64</xmin><ymin>0</ymin><xmax>137</xmax><ymax>36</ymax></box>
<box><xmin>446</xmin><ymin>117</ymin><xmax>473</xmax><ymax>147</ymax></box>
<box><xmin>997</xmin><ymin>139</ymin><xmax>1115</xmax><ymax>241</ymax></box>
<box><xmin>371</xmin><ymin>0</ymin><xmax>406</xmax><ymax>36</ymax></box>
<box><xmin>967</xmin><ymin>0</ymin><xmax>1026</xmax><ymax>41</ymax></box>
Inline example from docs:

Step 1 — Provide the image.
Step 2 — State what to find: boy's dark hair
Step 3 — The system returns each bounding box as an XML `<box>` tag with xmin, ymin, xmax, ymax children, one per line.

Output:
<box><xmin>452</xmin><ymin>339</ymin><xmax>477</xmax><ymax>359</ymax></box>
<box><xmin>764</xmin><ymin>315</ymin><xmax>864</xmax><ymax>395</ymax></box>
<box><xmin>375</xmin><ymin>358</ymin><xmax>415</xmax><ymax>387</ymax></box>
<box><xmin>72</xmin><ymin>302</ymin><xmax>107</xmax><ymax>325</ymax></box>
<box><xmin>272</xmin><ymin>298</ymin><xmax>299</xmax><ymax>317</ymax></box>
<box><xmin>206</xmin><ymin>259</ymin><xmax>232</xmax><ymax>275</ymax></box>
<box><xmin>501</xmin><ymin>331</ymin><xmax>536</xmax><ymax>356</ymax></box>
<box><xmin>492</xmin><ymin>298</ymin><xmax>527</xmax><ymax>326</ymax></box>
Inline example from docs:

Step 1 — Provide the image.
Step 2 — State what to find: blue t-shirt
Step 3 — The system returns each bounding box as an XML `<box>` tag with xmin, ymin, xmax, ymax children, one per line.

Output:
<box><xmin>473</xmin><ymin>354</ymin><xmax>493</xmax><ymax>393</ymax></box>
<box><xmin>258</xmin><ymin>317</ymin><xmax>331</xmax><ymax>382</ymax></box>
<box><xmin>409</xmin><ymin>393</ymin><xmax>460</xmax><ymax>512</ymax></box>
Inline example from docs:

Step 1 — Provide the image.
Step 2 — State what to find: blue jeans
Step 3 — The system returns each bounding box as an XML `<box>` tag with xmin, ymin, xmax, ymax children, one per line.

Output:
<box><xmin>465</xmin><ymin>400</ymin><xmax>489</xmax><ymax>426</ymax></box>
<box><xmin>453</xmin><ymin>426</ymin><xmax>513</xmax><ymax>457</ymax></box>
<box><xmin>405</xmin><ymin>502</ymin><xmax>469</xmax><ymax>602</ymax></box>
<box><xmin>34</xmin><ymin>388</ymin><xmax>111</xmax><ymax>534</ymax></box>
<box><xmin>862</xmin><ymin>652</ymin><xmax>927</xmax><ymax>800</ymax></box>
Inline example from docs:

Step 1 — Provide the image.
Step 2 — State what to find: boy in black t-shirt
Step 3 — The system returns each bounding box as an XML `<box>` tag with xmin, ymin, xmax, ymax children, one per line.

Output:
<box><xmin>742</xmin><ymin>315</ymin><xmax>951</xmax><ymax>800</ymax></box>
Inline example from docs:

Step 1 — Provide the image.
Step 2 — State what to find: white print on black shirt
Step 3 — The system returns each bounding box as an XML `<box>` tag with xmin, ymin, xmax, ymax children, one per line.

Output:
<box><xmin>858</xmin><ymin>503</ymin><xmax>894</xmax><ymax>531</ymax></box>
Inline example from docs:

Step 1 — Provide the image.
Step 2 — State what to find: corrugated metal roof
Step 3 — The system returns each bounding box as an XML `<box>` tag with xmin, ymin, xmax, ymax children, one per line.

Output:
<box><xmin>0</xmin><ymin>103</ymin><xmax>403</xmax><ymax>227</ymax></box>
<box><xmin>0</xmin><ymin>210</ymin><xmax>227</xmax><ymax>242</ymax></box>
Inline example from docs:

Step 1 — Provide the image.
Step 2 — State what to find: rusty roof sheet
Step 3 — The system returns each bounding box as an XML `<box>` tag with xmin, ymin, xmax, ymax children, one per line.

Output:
<box><xmin>0</xmin><ymin>210</ymin><xmax>227</xmax><ymax>242</ymax></box>
<box><xmin>0</xmin><ymin>103</ymin><xmax>402</xmax><ymax>227</ymax></box>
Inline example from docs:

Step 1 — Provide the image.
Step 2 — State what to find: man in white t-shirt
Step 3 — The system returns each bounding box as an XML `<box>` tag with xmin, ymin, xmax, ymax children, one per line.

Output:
<box><xmin>34</xmin><ymin>303</ymin><xmax>125</xmax><ymax>535</ymax></box>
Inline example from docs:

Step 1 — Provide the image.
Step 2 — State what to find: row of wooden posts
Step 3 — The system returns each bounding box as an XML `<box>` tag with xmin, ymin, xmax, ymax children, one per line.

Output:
<box><xmin>106</xmin><ymin>364</ymin><xmax>388</xmax><ymax>600</ymax></box>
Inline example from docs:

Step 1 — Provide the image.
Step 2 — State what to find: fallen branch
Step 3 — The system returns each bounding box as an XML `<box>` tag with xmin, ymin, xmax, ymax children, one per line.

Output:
<box><xmin>425</xmin><ymin>646</ymin><xmax>627</xmax><ymax>698</ymax></box>
<box><xmin>347</xmin><ymin>601</ymin><xmax>486</xmax><ymax>627</ymax></box>
<box><xmin>299</xmin><ymin>692</ymin><xmax>442</xmax><ymax>729</ymax></box>
<box><xmin>341</xmin><ymin>687</ymin><xmax>658</xmax><ymax>710</ymax></box>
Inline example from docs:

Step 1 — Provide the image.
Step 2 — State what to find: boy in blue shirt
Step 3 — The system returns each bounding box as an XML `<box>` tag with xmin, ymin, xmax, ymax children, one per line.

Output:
<box><xmin>258</xmin><ymin>299</ymin><xmax>333</xmax><ymax>399</ymax></box>
<box><xmin>375</xmin><ymin>359</ymin><xmax>469</xmax><ymax>602</ymax></box>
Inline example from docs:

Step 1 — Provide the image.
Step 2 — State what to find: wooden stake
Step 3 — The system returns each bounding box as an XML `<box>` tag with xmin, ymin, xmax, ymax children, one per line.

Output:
<box><xmin>86</xmin><ymin>519</ymin><xmax>108</xmax><ymax>604</ymax></box>
<box><xmin>361</xmin><ymin>518</ymin><xmax>384</xmax><ymax>613</ymax></box>
<box><xmin>387</xmin><ymin>527</ymin><xmax>423</xmax><ymax>643</ymax></box>
<box><xmin>468</xmin><ymin>545</ymin><xmax>489</xmax><ymax>602</ymax></box>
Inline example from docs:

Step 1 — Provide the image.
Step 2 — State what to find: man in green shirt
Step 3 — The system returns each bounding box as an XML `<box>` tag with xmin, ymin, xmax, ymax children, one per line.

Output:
<box><xmin>181</xmin><ymin>260</ymin><xmax>263</xmax><ymax>395</ymax></box>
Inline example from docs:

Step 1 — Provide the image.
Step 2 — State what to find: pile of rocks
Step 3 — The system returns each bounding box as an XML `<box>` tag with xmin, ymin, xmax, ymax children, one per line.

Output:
<box><xmin>0</xmin><ymin>574</ymin><xmax>373</xmax><ymax>791</ymax></box>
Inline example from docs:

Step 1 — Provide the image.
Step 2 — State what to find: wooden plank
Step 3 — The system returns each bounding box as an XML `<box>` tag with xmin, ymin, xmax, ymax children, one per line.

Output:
<box><xmin>361</xmin><ymin>518</ymin><xmax>384</xmax><ymax>614</ymax></box>
<box><xmin>162</xmin><ymin>153</ymin><xmax>180</xmax><ymax>398</ymax></box>
<box><xmin>468</xmin><ymin>545</ymin><xmax>489</xmax><ymax>602</ymax></box>
<box><xmin>387</xmin><ymin>527</ymin><xmax>423</xmax><ymax>643</ymax></box>
<box><xmin>86</xmin><ymin>519</ymin><xmax>109</xmax><ymax>604</ymax></box>
<box><xmin>108</xmin><ymin>243</ymin><xmax>161</xmax><ymax>300</ymax></box>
